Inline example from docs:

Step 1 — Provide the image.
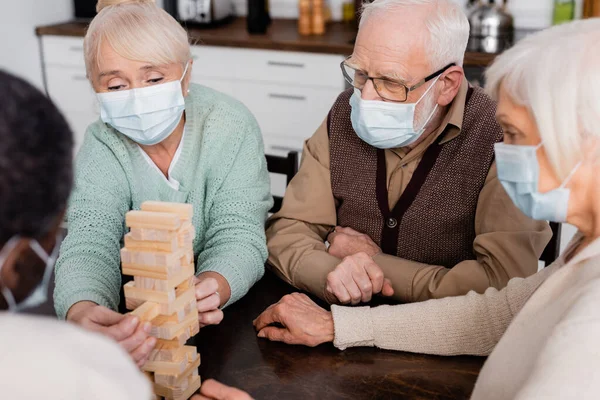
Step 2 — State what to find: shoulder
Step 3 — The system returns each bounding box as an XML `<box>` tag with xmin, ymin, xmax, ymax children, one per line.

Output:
<box><xmin>0</xmin><ymin>314</ymin><xmax>151</xmax><ymax>398</ymax></box>
<box><xmin>77</xmin><ymin>120</ymin><xmax>131</xmax><ymax>168</ymax></box>
<box><xmin>188</xmin><ymin>83</ymin><xmax>259</xmax><ymax>131</ymax></box>
<box><xmin>463</xmin><ymin>86</ymin><xmax>503</xmax><ymax>140</ymax></box>
<box><xmin>75</xmin><ymin>120</ymin><xmax>133</xmax><ymax>188</ymax></box>
<box><xmin>186</xmin><ymin>83</ymin><xmax>263</xmax><ymax>154</ymax></box>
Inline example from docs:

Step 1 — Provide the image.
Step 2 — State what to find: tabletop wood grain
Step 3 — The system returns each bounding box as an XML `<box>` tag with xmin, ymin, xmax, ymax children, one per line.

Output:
<box><xmin>192</xmin><ymin>271</ymin><xmax>486</xmax><ymax>400</ymax></box>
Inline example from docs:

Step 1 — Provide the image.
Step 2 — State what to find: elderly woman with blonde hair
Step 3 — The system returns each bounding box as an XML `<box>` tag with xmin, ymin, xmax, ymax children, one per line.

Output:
<box><xmin>253</xmin><ymin>18</ymin><xmax>600</xmax><ymax>399</ymax></box>
<box><xmin>54</xmin><ymin>0</ymin><xmax>272</xmax><ymax>367</ymax></box>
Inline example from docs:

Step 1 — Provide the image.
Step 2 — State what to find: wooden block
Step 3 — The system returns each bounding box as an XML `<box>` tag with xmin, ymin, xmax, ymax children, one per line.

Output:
<box><xmin>144</xmin><ymin>371</ymin><xmax>154</xmax><ymax>383</ymax></box>
<box><xmin>154</xmin><ymin>353</ymin><xmax>201</xmax><ymax>387</ymax></box>
<box><xmin>155</xmin><ymin>375</ymin><xmax>201</xmax><ymax>400</ymax></box>
<box><xmin>172</xmin><ymin>375</ymin><xmax>201</xmax><ymax>400</ymax></box>
<box><xmin>124</xmin><ymin>281</ymin><xmax>176</xmax><ymax>305</ymax></box>
<box><xmin>134</xmin><ymin>265</ymin><xmax>195</xmax><ymax>292</ymax></box>
<box><xmin>155</xmin><ymin>329</ymin><xmax>189</xmax><ymax>349</ymax></box>
<box><xmin>157</xmin><ymin>300</ymin><xmax>196</xmax><ymax>325</ymax></box>
<box><xmin>153</xmin><ymin>312</ymin><xmax>198</xmax><ymax>349</ymax></box>
<box><xmin>178</xmin><ymin>276</ymin><xmax>195</xmax><ymax>291</ymax></box>
<box><xmin>189</xmin><ymin>320</ymin><xmax>200</xmax><ymax>337</ymax></box>
<box><xmin>143</xmin><ymin>345</ymin><xmax>189</xmax><ymax>374</ymax></box>
<box><xmin>126</xmin><ymin>286</ymin><xmax>195</xmax><ymax>316</ymax></box>
<box><xmin>125</xmin><ymin>233</ymin><xmax>178</xmax><ymax>253</ymax></box>
<box><xmin>130</xmin><ymin>227</ymin><xmax>178</xmax><ymax>243</ymax></box>
<box><xmin>129</xmin><ymin>301</ymin><xmax>160</xmax><ymax>322</ymax></box>
<box><xmin>122</xmin><ymin>266</ymin><xmax>172</xmax><ymax>280</ymax></box>
<box><xmin>180</xmin><ymin>251</ymin><xmax>194</xmax><ymax>266</ymax></box>
<box><xmin>153</xmin><ymin>374</ymin><xmax>191</xmax><ymax>398</ymax></box>
<box><xmin>149</xmin><ymin>343</ymin><xmax>188</xmax><ymax>362</ymax></box>
<box><xmin>150</xmin><ymin>307</ymin><xmax>198</xmax><ymax>340</ymax></box>
<box><xmin>121</xmin><ymin>248</ymin><xmax>186</xmax><ymax>269</ymax></box>
<box><xmin>142</xmin><ymin>201</ymin><xmax>193</xmax><ymax>221</ymax></box>
<box><xmin>177</xmin><ymin>223</ymin><xmax>195</xmax><ymax>245</ymax></box>
<box><xmin>126</xmin><ymin>210</ymin><xmax>181</xmax><ymax>230</ymax></box>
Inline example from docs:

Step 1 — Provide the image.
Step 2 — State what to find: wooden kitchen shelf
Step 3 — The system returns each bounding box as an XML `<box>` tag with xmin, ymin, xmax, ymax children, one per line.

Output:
<box><xmin>36</xmin><ymin>17</ymin><xmax>497</xmax><ymax>67</ymax></box>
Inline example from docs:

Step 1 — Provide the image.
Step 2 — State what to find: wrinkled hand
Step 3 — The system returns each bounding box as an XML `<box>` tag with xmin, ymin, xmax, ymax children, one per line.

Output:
<box><xmin>194</xmin><ymin>274</ymin><xmax>227</xmax><ymax>328</ymax></box>
<box><xmin>253</xmin><ymin>293</ymin><xmax>334</xmax><ymax>347</ymax></box>
<box><xmin>192</xmin><ymin>379</ymin><xmax>253</xmax><ymax>400</ymax></box>
<box><xmin>67</xmin><ymin>301</ymin><xmax>156</xmax><ymax>368</ymax></box>
<box><xmin>325</xmin><ymin>252</ymin><xmax>394</xmax><ymax>305</ymax></box>
<box><xmin>327</xmin><ymin>226</ymin><xmax>381</xmax><ymax>260</ymax></box>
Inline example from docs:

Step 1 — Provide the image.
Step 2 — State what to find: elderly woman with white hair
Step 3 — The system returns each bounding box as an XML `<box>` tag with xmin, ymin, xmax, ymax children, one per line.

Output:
<box><xmin>54</xmin><ymin>0</ymin><xmax>272</xmax><ymax>367</ymax></box>
<box><xmin>254</xmin><ymin>18</ymin><xmax>600</xmax><ymax>399</ymax></box>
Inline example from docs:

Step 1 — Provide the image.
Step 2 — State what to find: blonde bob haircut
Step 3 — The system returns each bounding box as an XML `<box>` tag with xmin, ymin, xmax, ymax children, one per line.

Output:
<box><xmin>485</xmin><ymin>19</ymin><xmax>600</xmax><ymax>181</ymax></box>
<box><xmin>84</xmin><ymin>0</ymin><xmax>191</xmax><ymax>77</ymax></box>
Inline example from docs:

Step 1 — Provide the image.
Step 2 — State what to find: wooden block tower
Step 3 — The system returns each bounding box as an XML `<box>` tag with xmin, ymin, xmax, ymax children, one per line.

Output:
<box><xmin>122</xmin><ymin>201</ymin><xmax>201</xmax><ymax>400</ymax></box>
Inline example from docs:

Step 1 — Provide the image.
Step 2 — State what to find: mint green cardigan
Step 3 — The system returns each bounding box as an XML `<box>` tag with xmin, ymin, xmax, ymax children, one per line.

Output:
<box><xmin>54</xmin><ymin>84</ymin><xmax>272</xmax><ymax>319</ymax></box>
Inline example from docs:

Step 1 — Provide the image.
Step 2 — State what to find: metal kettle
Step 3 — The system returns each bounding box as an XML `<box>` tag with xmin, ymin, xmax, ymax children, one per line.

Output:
<box><xmin>468</xmin><ymin>0</ymin><xmax>514</xmax><ymax>54</ymax></box>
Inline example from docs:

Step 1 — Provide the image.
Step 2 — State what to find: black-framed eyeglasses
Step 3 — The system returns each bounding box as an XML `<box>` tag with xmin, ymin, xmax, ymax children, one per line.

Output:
<box><xmin>340</xmin><ymin>58</ymin><xmax>455</xmax><ymax>102</ymax></box>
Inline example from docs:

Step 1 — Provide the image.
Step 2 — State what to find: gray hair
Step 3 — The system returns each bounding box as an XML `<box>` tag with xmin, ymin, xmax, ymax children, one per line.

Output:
<box><xmin>85</xmin><ymin>0</ymin><xmax>191</xmax><ymax>78</ymax></box>
<box><xmin>485</xmin><ymin>19</ymin><xmax>600</xmax><ymax>181</ymax></box>
<box><xmin>360</xmin><ymin>0</ymin><xmax>470</xmax><ymax>69</ymax></box>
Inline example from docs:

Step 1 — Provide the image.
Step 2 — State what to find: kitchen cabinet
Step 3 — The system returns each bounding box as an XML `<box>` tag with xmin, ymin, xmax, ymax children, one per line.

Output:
<box><xmin>40</xmin><ymin>35</ymin><xmax>345</xmax><ymax>196</ymax></box>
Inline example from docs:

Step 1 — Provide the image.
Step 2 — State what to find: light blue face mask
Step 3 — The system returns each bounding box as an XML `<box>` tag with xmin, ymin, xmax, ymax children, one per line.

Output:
<box><xmin>0</xmin><ymin>234</ymin><xmax>61</xmax><ymax>313</ymax></box>
<box><xmin>349</xmin><ymin>77</ymin><xmax>440</xmax><ymax>149</ymax></box>
<box><xmin>97</xmin><ymin>63</ymin><xmax>189</xmax><ymax>146</ymax></box>
<box><xmin>494</xmin><ymin>142</ymin><xmax>581</xmax><ymax>223</ymax></box>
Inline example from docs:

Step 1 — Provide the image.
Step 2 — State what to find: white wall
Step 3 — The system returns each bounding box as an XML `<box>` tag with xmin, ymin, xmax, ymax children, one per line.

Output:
<box><xmin>0</xmin><ymin>0</ymin><xmax>72</xmax><ymax>90</ymax></box>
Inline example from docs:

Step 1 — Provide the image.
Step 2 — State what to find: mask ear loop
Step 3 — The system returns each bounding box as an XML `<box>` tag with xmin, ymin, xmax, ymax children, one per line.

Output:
<box><xmin>416</xmin><ymin>75</ymin><xmax>441</xmax><ymax>104</ymax></box>
<box><xmin>0</xmin><ymin>236</ymin><xmax>21</xmax><ymax>311</ymax></box>
<box><xmin>559</xmin><ymin>161</ymin><xmax>583</xmax><ymax>189</ymax></box>
<box><xmin>181</xmin><ymin>61</ymin><xmax>191</xmax><ymax>94</ymax></box>
<box><xmin>414</xmin><ymin>76</ymin><xmax>442</xmax><ymax>132</ymax></box>
<box><xmin>180</xmin><ymin>61</ymin><xmax>190</xmax><ymax>83</ymax></box>
<box><xmin>29</xmin><ymin>232</ymin><xmax>63</xmax><ymax>289</ymax></box>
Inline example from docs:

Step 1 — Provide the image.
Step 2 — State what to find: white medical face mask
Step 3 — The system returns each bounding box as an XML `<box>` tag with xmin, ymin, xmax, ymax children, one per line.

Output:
<box><xmin>350</xmin><ymin>76</ymin><xmax>440</xmax><ymax>149</ymax></box>
<box><xmin>97</xmin><ymin>63</ymin><xmax>189</xmax><ymax>146</ymax></box>
<box><xmin>495</xmin><ymin>142</ymin><xmax>581</xmax><ymax>223</ymax></box>
<box><xmin>0</xmin><ymin>234</ymin><xmax>61</xmax><ymax>313</ymax></box>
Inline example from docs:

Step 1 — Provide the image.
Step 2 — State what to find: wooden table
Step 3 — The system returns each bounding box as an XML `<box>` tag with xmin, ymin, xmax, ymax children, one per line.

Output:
<box><xmin>193</xmin><ymin>271</ymin><xmax>486</xmax><ymax>400</ymax></box>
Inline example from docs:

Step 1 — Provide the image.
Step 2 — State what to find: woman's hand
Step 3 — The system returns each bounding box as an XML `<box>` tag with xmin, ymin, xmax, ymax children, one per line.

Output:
<box><xmin>192</xmin><ymin>379</ymin><xmax>253</xmax><ymax>400</ymax></box>
<box><xmin>253</xmin><ymin>293</ymin><xmax>335</xmax><ymax>347</ymax></box>
<box><xmin>194</xmin><ymin>272</ymin><xmax>231</xmax><ymax>327</ymax></box>
<box><xmin>67</xmin><ymin>301</ymin><xmax>156</xmax><ymax>368</ymax></box>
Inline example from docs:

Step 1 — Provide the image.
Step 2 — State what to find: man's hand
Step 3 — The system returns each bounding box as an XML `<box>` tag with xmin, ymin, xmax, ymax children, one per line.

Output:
<box><xmin>325</xmin><ymin>252</ymin><xmax>394</xmax><ymax>305</ymax></box>
<box><xmin>253</xmin><ymin>293</ymin><xmax>334</xmax><ymax>347</ymax></box>
<box><xmin>327</xmin><ymin>226</ymin><xmax>381</xmax><ymax>260</ymax></box>
<box><xmin>67</xmin><ymin>301</ymin><xmax>156</xmax><ymax>368</ymax></box>
<box><xmin>194</xmin><ymin>272</ymin><xmax>230</xmax><ymax>328</ymax></box>
<box><xmin>192</xmin><ymin>379</ymin><xmax>253</xmax><ymax>400</ymax></box>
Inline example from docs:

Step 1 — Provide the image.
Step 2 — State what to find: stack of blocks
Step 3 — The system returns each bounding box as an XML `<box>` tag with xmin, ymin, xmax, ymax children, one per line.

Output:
<box><xmin>121</xmin><ymin>201</ymin><xmax>201</xmax><ymax>400</ymax></box>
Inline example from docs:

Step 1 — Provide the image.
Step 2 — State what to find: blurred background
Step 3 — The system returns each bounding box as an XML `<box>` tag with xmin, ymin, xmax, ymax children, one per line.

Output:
<box><xmin>1</xmin><ymin>0</ymin><xmax>598</xmax><ymax>315</ymax></box>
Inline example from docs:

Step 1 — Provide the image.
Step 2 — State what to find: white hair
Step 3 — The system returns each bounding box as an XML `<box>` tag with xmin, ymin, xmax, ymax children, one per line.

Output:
<box><xmin>485</xmin><ymin>19</ymin><xmax>600</xmax><ymax>181</ymax></box>
<box><xmin>359</xmin><ymin>0</ymin><xmax>470</xmax><ymax>69</ymax></box>
<box><xmin>84</xmin><ymin>0</ymin><xmax>191</xmax><ymax>77</ymax></box>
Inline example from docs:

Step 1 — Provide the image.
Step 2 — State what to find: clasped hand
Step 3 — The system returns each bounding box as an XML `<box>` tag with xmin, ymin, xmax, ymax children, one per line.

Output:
<box><xmin>326</xmin><ymin>226</ymin><xmax>394</xmax><ymax>305</ymax></box>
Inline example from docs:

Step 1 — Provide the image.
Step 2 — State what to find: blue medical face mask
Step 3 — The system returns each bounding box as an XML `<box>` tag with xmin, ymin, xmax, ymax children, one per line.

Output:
<box><xmin>349</xmin><ymin>77</ymin><xmax>440</xmax><ymax>149</ymax></box>
<box><xmin>495</xmin><ymin>142</ymin><xmax>581</xmax><ymax>223</ymax></box>
<box><xmin>97</xmin><ymin>63</ymin><xmax>189</xmax><ymax>146</ymax></box>
<box><xmin>0</xmin><ymin>234</ymin><xmax>61</xmax><ymax>313</ymax></box>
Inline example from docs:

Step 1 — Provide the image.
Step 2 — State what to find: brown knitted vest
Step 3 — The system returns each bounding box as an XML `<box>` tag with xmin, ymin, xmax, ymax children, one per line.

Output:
<box><xmin>329</xmin><ymin>87</ymin><xmax>502</xmax><ymax>268</ymax></box>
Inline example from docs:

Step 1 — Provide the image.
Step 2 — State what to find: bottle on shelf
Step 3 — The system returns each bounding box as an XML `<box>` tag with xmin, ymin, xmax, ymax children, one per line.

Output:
<box><xmin>298</xmin><ymin>0</ymin><xmax>313</xmax><ymax>35</ymax></box>
<box><xmin>312</xmin><ymin>0</ymin><xmax>326</xmax><ymax>35</ymax></box>
<box><xmin>247</xmin><ymin>0</ymin><xmax>271</xmax><ymax>34</ymax></box>
<box><xmin>553</xmin><ymin>0</ymin><xmax>575</xmax><ymax>24</ymax></box>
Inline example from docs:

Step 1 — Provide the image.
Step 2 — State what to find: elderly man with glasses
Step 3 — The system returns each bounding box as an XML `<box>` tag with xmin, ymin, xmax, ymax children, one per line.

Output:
<box><xmin>266</xmin><ymin>0</ymin><xmax>551</xmax><ymax>306</ymax></box>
